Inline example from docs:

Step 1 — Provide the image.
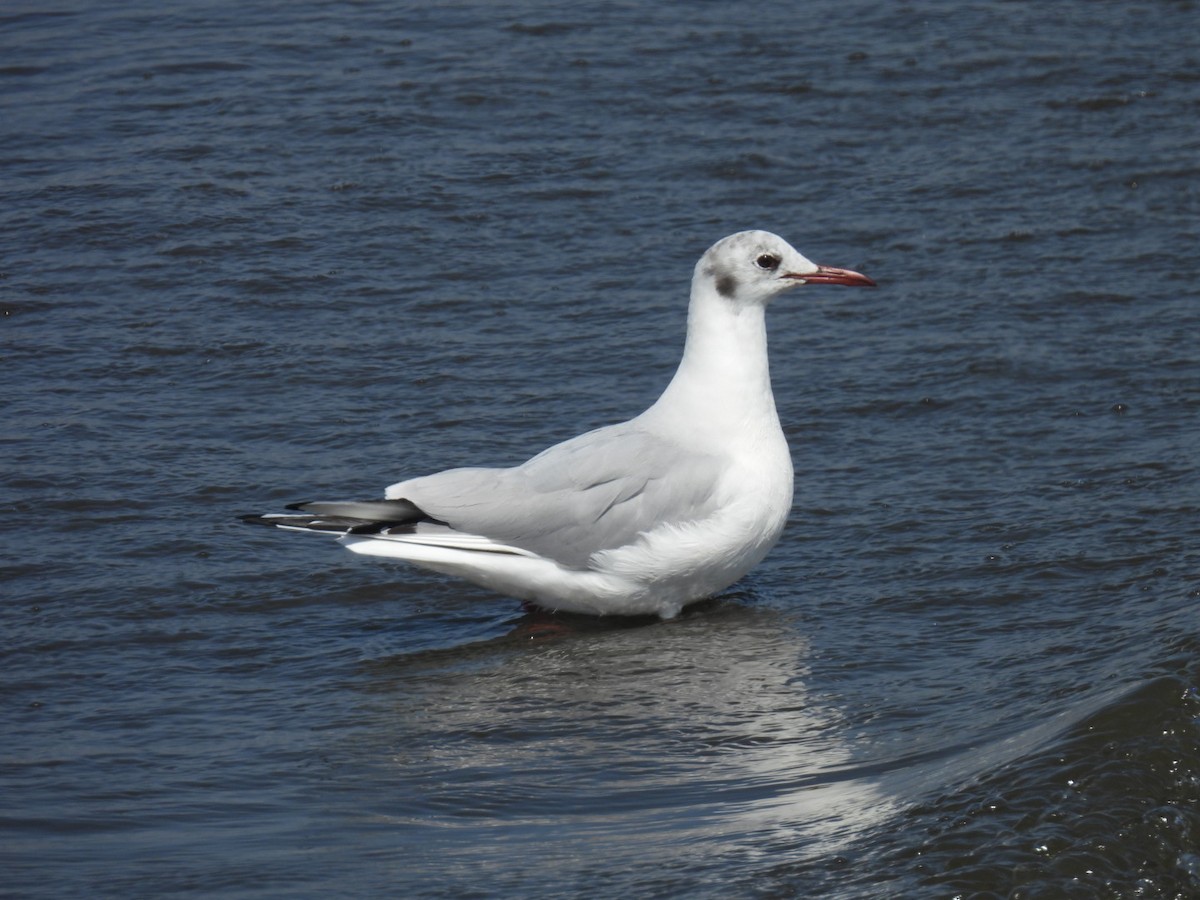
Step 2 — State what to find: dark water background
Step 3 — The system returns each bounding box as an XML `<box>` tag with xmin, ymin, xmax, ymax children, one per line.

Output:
<box><xmin>3</xmin><ymin>1</ymin><xmax>1199</xmax><ymax>897</ymax></box>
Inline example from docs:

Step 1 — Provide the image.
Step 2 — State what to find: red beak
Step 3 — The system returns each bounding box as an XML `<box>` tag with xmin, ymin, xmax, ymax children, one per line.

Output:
<box><xmin>786</xmin><ymin>265</ymin><xmax>876</xmax><ymax>287</ymax></box>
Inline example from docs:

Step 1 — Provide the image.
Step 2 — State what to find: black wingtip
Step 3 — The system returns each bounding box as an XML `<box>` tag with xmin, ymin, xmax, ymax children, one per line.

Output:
<box><xmin>239</xmin><ymin>513</ymin><xmax>278</xmax><ymax>527</ymax></box>
<box><xmin>239</xmin><ymin>499</ymin><xmax>436</xmax><ymax>534</ymax></box>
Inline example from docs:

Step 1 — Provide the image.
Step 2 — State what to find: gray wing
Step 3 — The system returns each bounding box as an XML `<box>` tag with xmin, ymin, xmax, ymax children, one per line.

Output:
<box><xmin>389</xmin><ymin>423</ymin><xmax>725</xmax><ymax>568</ymax></box>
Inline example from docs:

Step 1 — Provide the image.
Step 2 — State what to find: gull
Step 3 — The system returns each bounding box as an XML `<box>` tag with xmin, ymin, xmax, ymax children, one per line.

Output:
<box><xmin>242</xmin><ymin>231</ymin><xmax>874</xmax><ymax>618</ymax></box>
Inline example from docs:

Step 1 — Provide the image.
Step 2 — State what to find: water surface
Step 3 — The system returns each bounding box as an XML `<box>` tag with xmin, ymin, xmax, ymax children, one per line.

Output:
<box><xmin>3</xmin><ymin>1</ymin><xmax>1198</xmax><ymax>897</ymax></box>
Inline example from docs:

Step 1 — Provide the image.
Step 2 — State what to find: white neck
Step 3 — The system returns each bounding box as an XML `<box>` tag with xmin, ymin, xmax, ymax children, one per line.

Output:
<box><xmin>643</xmin><ymin>279</ymin><xmax>781</xmax><ymax>444</ymax></box>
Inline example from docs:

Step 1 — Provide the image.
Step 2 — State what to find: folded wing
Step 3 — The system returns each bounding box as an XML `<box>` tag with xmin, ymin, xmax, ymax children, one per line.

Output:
<box><xmin>389</xmin><ymin>423</ymin><xmax>725</xmax><ymax>568</ymax></box>
<box><xmin>244</xmin><ymin>423</ymin><xmax>725</xmax><ymax>570</ymax></box>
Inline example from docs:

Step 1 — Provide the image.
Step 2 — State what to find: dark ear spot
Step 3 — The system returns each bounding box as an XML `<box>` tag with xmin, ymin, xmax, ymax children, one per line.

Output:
<box><xmin>716</xmin><ymin>272</ymin><xmax>738</xmax><ymax>298</ymax></box>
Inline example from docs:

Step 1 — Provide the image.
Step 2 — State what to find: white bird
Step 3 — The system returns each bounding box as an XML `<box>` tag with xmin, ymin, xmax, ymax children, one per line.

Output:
<box><xmin>243</xmin><ymin>231</ymin><xmax>874</xmax><ymax>618</ymax></box>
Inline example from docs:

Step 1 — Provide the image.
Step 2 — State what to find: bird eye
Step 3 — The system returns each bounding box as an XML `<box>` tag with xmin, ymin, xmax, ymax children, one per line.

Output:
<box><xmin>755</xmin><ymin>253</ymin><xmax>781</xmax><ymax>270</ymax></box>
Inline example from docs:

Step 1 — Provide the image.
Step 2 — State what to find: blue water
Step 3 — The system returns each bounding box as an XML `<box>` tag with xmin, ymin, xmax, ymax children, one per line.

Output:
<box><xmin>3</xmin><ymin>1</ymin><xmax>1198</xmax><ymax>897</ymax></box>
